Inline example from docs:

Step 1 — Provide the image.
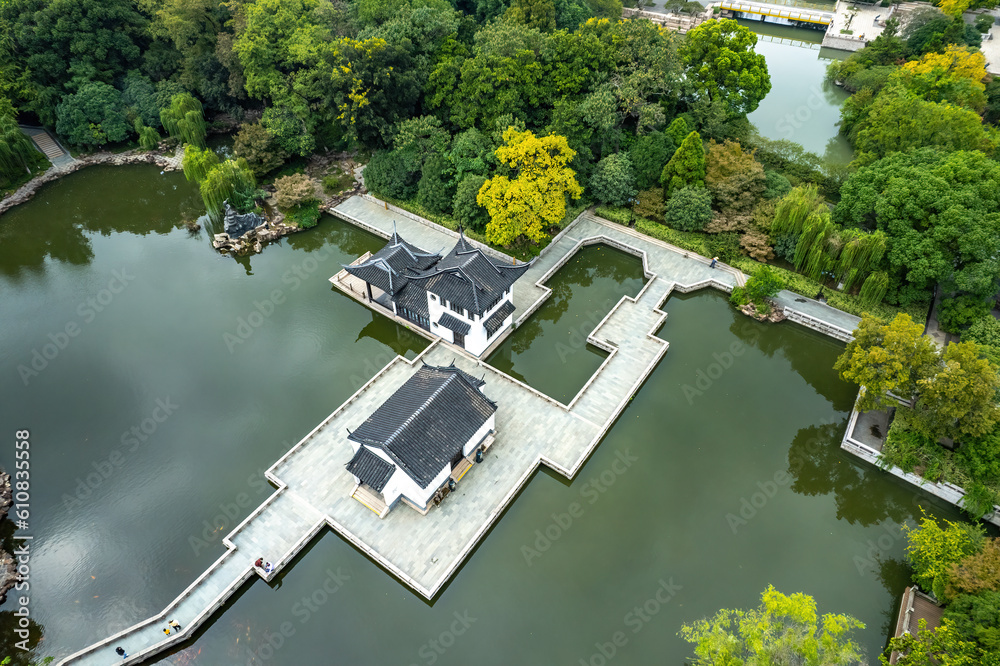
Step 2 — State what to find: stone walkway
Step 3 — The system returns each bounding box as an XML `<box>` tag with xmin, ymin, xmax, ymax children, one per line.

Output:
<box><xmin>59</xmin><ymin>196</ymin><xmax>861</xmax><ymax>665</ymax></box>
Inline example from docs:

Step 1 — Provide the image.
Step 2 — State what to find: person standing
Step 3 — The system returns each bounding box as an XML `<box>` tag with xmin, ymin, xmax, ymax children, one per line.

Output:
<box><xmin>169</xmin><ymin>620</ymin><xmax>182</xmax><ymax>631</ymax></box>
<box><xmin>710</xmin><ymin>257</ymin><xmax>718</xmax><ymax>268</ymax></box>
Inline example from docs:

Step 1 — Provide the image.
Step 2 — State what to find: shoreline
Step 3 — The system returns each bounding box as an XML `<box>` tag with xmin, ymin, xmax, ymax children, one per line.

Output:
<box><xmin>0</xmin><ymin>145</ymin><xmax>184</xmax><ymax>218</ymax></box>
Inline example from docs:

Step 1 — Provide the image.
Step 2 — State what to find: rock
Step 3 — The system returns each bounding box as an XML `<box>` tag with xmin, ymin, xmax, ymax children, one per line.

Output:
<box><xmin>222</xmin><ymin>202</ymin><xmax>265</xmax><ymax>239</ymax></box>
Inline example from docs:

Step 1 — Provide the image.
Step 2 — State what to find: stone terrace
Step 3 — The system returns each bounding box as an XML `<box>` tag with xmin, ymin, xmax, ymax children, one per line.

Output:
<box><xmin>59</xmin><ymin>196</ymin><xmax>858</xmax><ymax>665</ymax></box>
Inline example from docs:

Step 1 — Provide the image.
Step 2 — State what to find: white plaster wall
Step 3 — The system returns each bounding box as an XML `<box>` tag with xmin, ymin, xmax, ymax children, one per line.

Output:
<box><xmin>463</xmin><ymin>415</ymin><xmax>495</xmax><ymax>457</ymax></box>
<box><xmin>426</xmin><ymin>290</ymin><xmax>516</xmax><ymax>356</ymax></box>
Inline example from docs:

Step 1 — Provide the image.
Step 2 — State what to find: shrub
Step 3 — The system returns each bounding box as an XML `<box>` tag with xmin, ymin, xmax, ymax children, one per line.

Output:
<box><xmin>417</xmin><ymin>154</ymin><xmax>457</xmax><ymax>215</ymax></box>
<box><xmin>773</xmin><ymin>234</ymin><xmax>798</xmax><ymax>263</ymax></box>
<box><xmin>452</xmin><ymin>174</ymin><xmax>490</xmax><ymax>232</ymax></box>
<box><xmin>902</xmin><ymin>510</ymin><xmax>985</xmax><ymax>596</ymax></box>
<box><xmin>943</xmin><ymin>589</ymin><xmax>1000</xmax><ymax>653</ymax></box>
<box><xmin>634</xmin><ymin>188</ymin><xmax>665</xmax><ymax>223</ymax></box>
<box><xmin>939</xmin><ymin>294</ymin><xmax>993</xmax><ymax>334</ymax></box>
<box><xmin>744</xmin><ymin>265</ymin><xmax>783</xmax><ymax>306</ymax></box>
<box><xmin>762</xmin><ymin>170</ymin><xmax>791</xmax><ymax>200</ymax></box>
<box><xmin>964</xmin><ymin>314</ymin><xmax>1000</xmax><ymax>349</ymax></box>
<box><xmin>286</xmin><ymin>199</ymin><xmax>320</xmax><ymax>229</ymax></box>
<box><xmin>663</xmin><ymin>186</ymin><xmax>713</xmax><ymax>231</ymax></box>
<box><xmin>660</xmin><ymin>130</ymin><xmax>705</xmax><ymax>197</ymax></box>
<box><xmin>729</xmin><ymin>285</ymin><xmax>748</xmax><ymax>307</ymax></box>
<box><xmin>322</xmin><ymin>170</ymin><xmax>355</xmax><ymax>196</ymax></box>
<box><xmin>233</xmin><ymin>122</ymin><xmax>288</xmax><ymax>177</ymax></box>
<box><xmin>273</xmin><ymin>173</ymin><xmax>317</xmax><ymax>210</ymax></box>
<box><xmin>706</xmin><ymin>232</ymin><xmax>741</xmax><ymax>263</ymax></box>
<box><xmin>363</xmin><ymin>148</ymin><xmax>421</xmax><ymax>200</ymax></box>
<box><xmin>590</xmin><ymin>153</ymin><xmax>638</xmax><ymax>207</ymax></box>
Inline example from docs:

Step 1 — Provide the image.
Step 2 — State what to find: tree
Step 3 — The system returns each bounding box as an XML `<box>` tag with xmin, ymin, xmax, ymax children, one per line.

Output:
<box><xmin>120</xmin><ymin>71</ymin><xmax>162</xmax><ymax>129</ymax></box>
<box><xmin>159</xmin><ymin>93</ymin><xmax>206</xmax><ymax>148</ymax></box>
<box><xmin>416</xmin><ymin>154</ymin><xmax>457</xmax><ymax>215</ymax></box>
<box><xmin>679</xmin><ymin>18</ymin><xmax>771</xmax><ymax>117</ymax></box>
<box><xmin>182</xmin><ymin>144</ymin><xmax>220</xmax><ymax>183</ymax></box>
<box><xmin>55</xmin><ymin>82</ymin><xmax>131</xmax><ymax>147</ymax></box>
<box><xmin>835</xmin><ymin>149</ymin><xmax>1000</xmax><ymax>307</ymax></box>
<box><xmin>665</xmin><ymin>116</ymin><xmax>689</xmax><ymax>146</ymax></box>
<box><xmin>505</xmin><ymin>0</ymin><xmax>557</xmax><ymax>32</ymax></box>
<box><xmin>452</xmin><ymin>174</ymin><xmax>490</xmax><ymax>231</ymax></box>
<box><xmin>901</xmin><ymin>509</ymin><xmax>985</xmax><ymax>595</ymax></box>
<box><xmin>965</xmin><ymin>316</ymin><xmax>1000</xmax><ymax>350</ymax></box>
<box><xmin>589</xmin><ymin>153</ymin><xmax>636</xmax><ymax>207</ymax></box>
<box><xmin>898</xmin><ymin>45</ymin><xmax>987</xmax><ymax>112</ymax></box>
<box><xmin>449</xmin><ymin>128</ymin><xmax>492</xmax><ymax>179</ymax></box>
<box><xmin>834</xmin><ymin>314</ymin><xmax>940</xmax><ymax>412</ymax></box>
<box><xmin>946</xmin><ymin>539</ymin><xmax>1000</xmax><ymax>601</ymax></box>
<box><xmin>660</xmin><ymin>130</ymin><xmax>705</xmax><ymax>197</ymax></box>
<box><xmin>393</xmin><ymin>115</ymin><xmax>451</xmax><ymax>161</ymax></box>
<box><xmin>882</xmin><ymin>618</ymin><xmax>988</xmax><ymax>666</ymax></box>
<box><xmin>273</xmin><ymin>173</ymin><xmax>316</xmax><ymax>209</ymax></box>
<box><xmin>851</xmin><ymin>85</ymin><xmax>998</xmax><ymax>165</ymax></box>
<box><xmin>910</xmin><ymin>341</ymin><xmax>1000</xmax><ymax>440</ymax></box>
<box><xmin>744</xmin><ymin>264</ymin><xmax>783</xmax><ymax>306</ymax></box>
<box><xmin>477</xmin><ymin>128</ymin><xmax>582</xmax><ymax>245</ymax></box>
<box><xmin>942</xmin><ymin>590</ymin><xmax>1000</xmax><ymax>654</ymax></box>
<box><xmin>233</xmin><ymin>121</ymin><xmax>288</xmax><ymax>177</ymax></box>
<box><xmin>629</xmin><ymin>130</ymin><xmax>675</xmax><ymax>190</ymax></box>
<box><xmin>200</xmin><ymin>158</ymin><xmax>258</xmax><ymax>218</ymax></box>
<box><xmin>0</xmin><ymin>110</ymin><xmax>40</xmax><ymax>181</ymax></box>
<box><xmin>5</xmin><ymin>0</ymin><xmax>149</xmax><ymax>125</ymax></box>
<box><xmin>363</xmin><ymin>148</ymin><xmax>423</xmax><ymax>200</ymax></box>
<box><xmin>704</xmin><ymin>139</ymin><xmax>766</xmax><ymax>231</ymax></box>
<box><xmin>663</xmin><ymin>186</ymin><xmax>712</xmax><ymax>231</ymax></box>
<box><xmin>680</xmin><ymin>586</ymin><xmax>866</xmax><ymax>666</ymax></box>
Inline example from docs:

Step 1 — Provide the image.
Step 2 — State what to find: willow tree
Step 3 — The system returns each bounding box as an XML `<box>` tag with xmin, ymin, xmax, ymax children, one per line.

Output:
<box><xmin>160</xmin><ymin>93</ymin><xmax>206</xmax><ymax>148</ymax></box>
<box><xmin>0</xmin><ymin>113</ymin><xmax>37</xmax><ymax>179</ymax></box>
<box><xmin>200</xmin><ymin>158</ymin><xmax>256</xmax><ymax>219</ymax></box>
<box><xmin>837</xmin><ymin>229</ymin><xmax>887</xmax><ymax>292</ymax></box>
<box><xmin>794</xmin><ymin>211</ymin><xmax>838</xmax><ymax>281</ymax></box>
<box><xmin>134</xmin><ymin>118</ymin><xmax>161</xmax><ymax>151</ymax></box>
<box><xmin>770</xmin><ymin>184</ymin><xmax>824</xmax><ymax>237</ymax></box>
<box><xmin>859</xmin><ymin>271</ymin><xmax>889</xmax><ymax>308</ymax></box>
<box><xmin>182</xmin><ymin>144</ymin><xmax>220</xmax><ymax>183</ymax></box>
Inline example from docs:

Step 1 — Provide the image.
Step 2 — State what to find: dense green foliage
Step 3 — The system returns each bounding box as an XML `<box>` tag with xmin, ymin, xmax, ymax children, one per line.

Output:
<box><xmin>663</xmin><ymin>186</ymin><xmax>711</xmax><ymax>232</ymax></box>
<box><xmin>681</xmin><ymin>586</ymin><xmax>866</xmax><ymax>666</ymax></box>
<box><xmin>835</xmin><ymin>149</ymin><xmax>1000</xmax><ymax>309</ymax></box>
<box><xmin>660</xmin><ymin>130</ymin><xmax>705</xmax><ymax>196</ymax></box>
<box><xmin>588</xmin><ymin>152</ymin><xmax>636</xmax><ymax>207</ymax></box>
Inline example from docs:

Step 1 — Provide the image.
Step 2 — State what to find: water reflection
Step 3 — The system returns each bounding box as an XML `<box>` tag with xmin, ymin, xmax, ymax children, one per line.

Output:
<box><xmin>0</xmin><ymin>165</ymin><xmax>201</xmax><ymax>278</ymax></box>
<box><xmin>487</xmin><ymin>245</ymin><xmax>646</xmax><ymax>403</ymax></box>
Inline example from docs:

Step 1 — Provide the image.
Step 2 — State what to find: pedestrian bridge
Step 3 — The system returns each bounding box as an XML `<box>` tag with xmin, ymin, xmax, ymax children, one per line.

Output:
<box><xmin>714</xmin><ymin>0</ymin><xmax>835</xmax><ymax>25</ymax></box>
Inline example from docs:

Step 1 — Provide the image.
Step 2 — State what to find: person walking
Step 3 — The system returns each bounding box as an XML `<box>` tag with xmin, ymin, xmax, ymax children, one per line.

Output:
<box><xmin>115</xmin><ymin>646</ymin><xmax>128</xmax><ymax>659</ymax></box>
<box><xmin>163</xmin><ymin>627</ymin><xmax>171</xmax><ymax>636</ymax></box>
<box><xmin>710</xmin><ymin>257</ymin><xmax>718</xmax><ymax>268</ymax></box>
<box><xmin>169</xmin><ymin>620</ymin><xmax>182</xmax><ymax>631</ymax></box>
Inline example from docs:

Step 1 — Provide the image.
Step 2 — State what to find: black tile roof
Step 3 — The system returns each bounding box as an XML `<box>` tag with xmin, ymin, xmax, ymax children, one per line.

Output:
<box><xmin>483</xmin><ymin>300</ymin><xmax>516</xmax><ymax>336</ymax></box>
<box><xmin>408</xmin><ymin>231</ymin><xmax>530</xmax><ymax>315</ymax></box>
<box><xmin>437</xmin><ymin>312</ymin><xmax>471</xmax><ymax>336</ymax></box>
<box><xmin>344</xmin><ymin>228</ymin><xmax>531</xmax><ymax>320</ymax></box>
<box><xmin>343</xmin><ymin>227</ymin><xmax>441</xmax><ymax>295</ymax></box>
<box><xmin>345</xmin><ymin>446</ymin><xmax>395</xmax><ymax>492</ymax></box>
<box><xmin>348</xmin><ymin>364</ymin><xmax>496</xmax><ymax>489</ymax></box>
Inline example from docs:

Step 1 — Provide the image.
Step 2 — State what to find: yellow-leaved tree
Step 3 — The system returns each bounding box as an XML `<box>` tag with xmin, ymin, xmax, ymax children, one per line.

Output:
<box><xmin>901</xmin><ymin>45</ymin><xmax>987</xmax><ymax>86</ymax></box>
<box><xmin>477</xmin><ymin>128</ymin><xmax>582</xmax><ymax>246</ymax></box>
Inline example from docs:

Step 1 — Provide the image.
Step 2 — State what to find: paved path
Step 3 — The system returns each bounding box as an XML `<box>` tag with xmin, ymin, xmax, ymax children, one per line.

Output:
<box><xmin>59</xmin><ymin>196</ymin><xmax>859</xmax><ymax>664</ymax></box>
<box><xmin>19</xmin><ymin>126</ymin><xmax>75</xmax><ymax>167</ymax></box>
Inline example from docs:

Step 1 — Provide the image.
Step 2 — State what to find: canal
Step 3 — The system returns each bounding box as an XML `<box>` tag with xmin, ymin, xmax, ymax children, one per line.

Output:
<box><xmin>0</xmin><ymin>162</ymin><xmax>970</xmax><ymax>664</ymax></box>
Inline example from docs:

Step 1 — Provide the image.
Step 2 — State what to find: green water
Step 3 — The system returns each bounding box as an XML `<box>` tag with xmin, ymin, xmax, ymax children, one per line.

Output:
<box><xmin>743</xmin><ymin>20</ymin><xmax>854</xmax><ymax>161</ymax></box>
<box><xmin>0</xmin><ymin>165</ymin><xmax>972</xmax><ymax>664</ymax></box>
<box><xmin>487</xmin><ymin>245</ymin><xmax>647</xmax><ymax>404</ymax></box>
